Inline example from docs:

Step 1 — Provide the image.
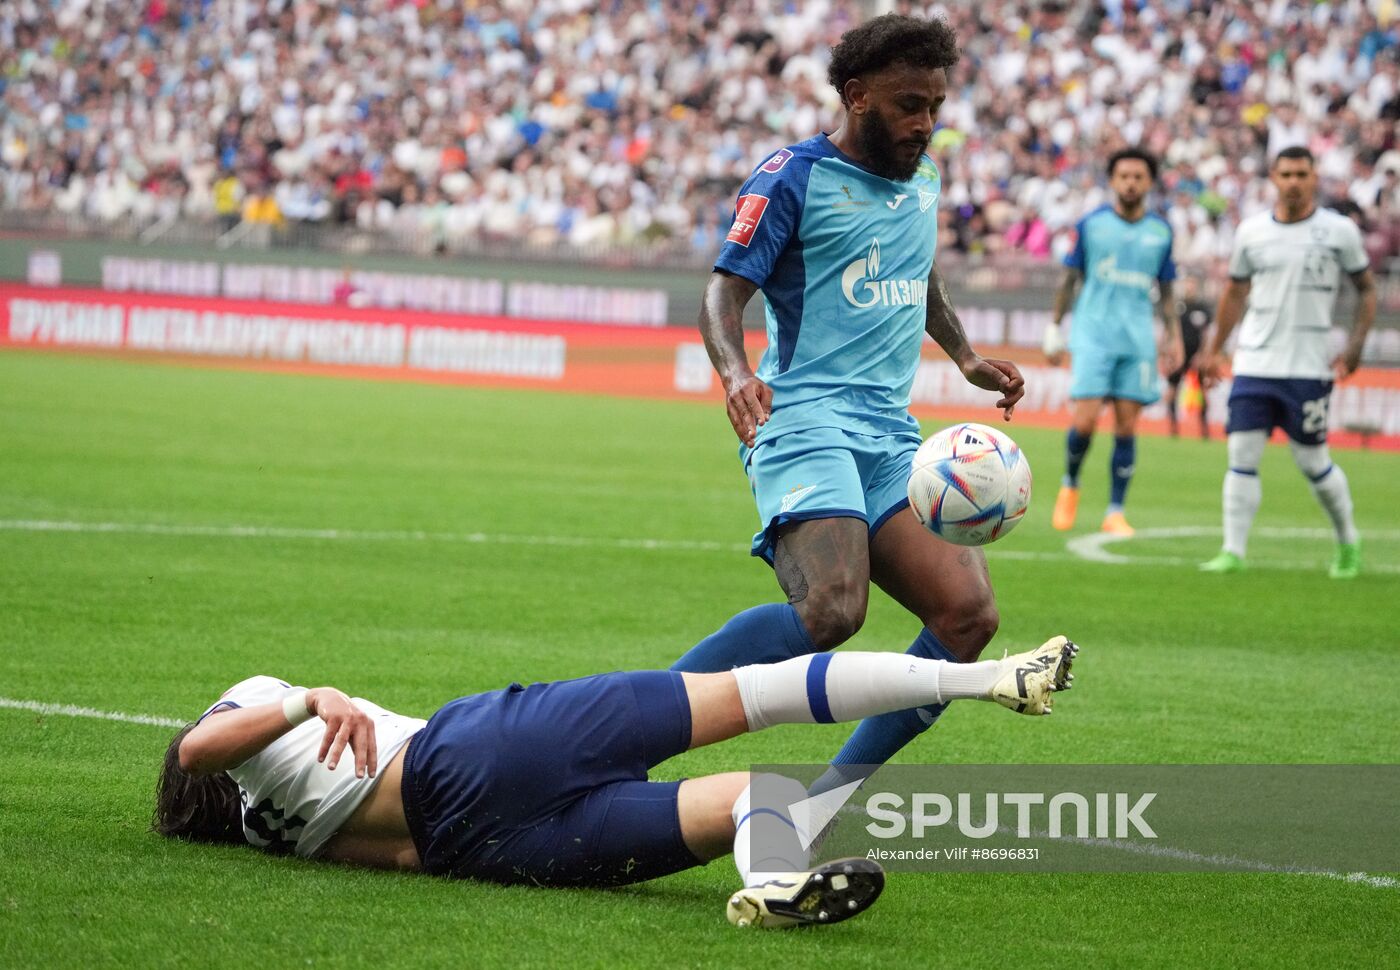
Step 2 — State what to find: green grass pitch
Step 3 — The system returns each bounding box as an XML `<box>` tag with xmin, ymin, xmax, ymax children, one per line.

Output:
<box><xmin>1</xmin><ymin>351</ymin><xmax>1397</xmax><ymax>968</ymax></box>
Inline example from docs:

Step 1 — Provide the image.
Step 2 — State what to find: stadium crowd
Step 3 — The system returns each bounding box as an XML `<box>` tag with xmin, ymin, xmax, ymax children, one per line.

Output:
<box><xmin>1</xmin><ymin>0</ymin><xmax>1398</xmax><ymax>268</ymax></box>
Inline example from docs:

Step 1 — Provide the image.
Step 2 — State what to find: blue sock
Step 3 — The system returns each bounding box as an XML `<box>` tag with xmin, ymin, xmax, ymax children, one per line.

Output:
<box><xmin>820</xmin><ymin>629</ymin><xmax>956</xmax><ymax>783</ymax></box>
<box><xmin>1064</xmin><ymin>428</ymin><xmax>1092</xmax><ymax>487</ymax></box>
<box><xmin>670</xmin><ymin>603</ymin><xmax>817</xmax><ymax>672</ymax></box>
<box><xmin>1109</xmin><ymin>435</ymin><xmax>1136</xmax><ymax>509</ymax></box>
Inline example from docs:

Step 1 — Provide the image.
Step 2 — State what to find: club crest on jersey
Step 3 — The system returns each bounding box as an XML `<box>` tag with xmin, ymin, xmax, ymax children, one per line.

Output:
<box><xmin>918</xmin><ymin>188</ymin><xmax>937</xmax><ymax>212</ymax></box>
<box><xmin>760</xmin><ymin>149</ymin><xmax>794</xmax><ymax>174</ymax></box>
<box><xmin>779</xmin><ymin>484</ymin><xmax>817</xmax><ymax>513</ymax></box>
<box><xmin>841</xmin><ymin>238</ymin><xmax>929</xmax><ymax>309</ymax></box>
<box><xmin>726</xmin><ymin>194</ymin><xmax>769</xmax><ymax>247</ymax></box>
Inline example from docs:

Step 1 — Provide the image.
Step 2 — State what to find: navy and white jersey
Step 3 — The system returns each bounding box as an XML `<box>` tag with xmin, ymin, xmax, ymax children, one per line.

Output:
<box><xmin>1064</xmin><ymin>205</ymin><xmax>1176</xmax><ymax>359</ymax></box>
<box><xmin>714</xmin><ymin>134</ymin><xmax>942</xmax><ymax>444</ymax></box>
<box><xmin>200</xmin><ymin>676</ymin><xmax>425</xmax><ymax>858</ymax></box>
<box><xmin>1228</xmin><ymin>207</ymin><xmax>1369</xmax><ymax>379</ymax></box>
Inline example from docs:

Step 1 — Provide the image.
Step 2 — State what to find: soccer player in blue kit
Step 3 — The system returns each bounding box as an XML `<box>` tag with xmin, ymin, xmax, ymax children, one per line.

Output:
<box><xmin>1044</xmin><ymin>148</ymin><xmax>1184</xmax><ymax>536</ymax></box>
<box><xmin>670</xmin><ymin>13</ymin><xmax>1028</xmax><ymax>787</ymax></box>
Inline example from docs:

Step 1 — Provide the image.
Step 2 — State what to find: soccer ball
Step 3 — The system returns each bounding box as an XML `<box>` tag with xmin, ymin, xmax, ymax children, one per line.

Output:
<box><xmin>907</xmin><ymin>423</ymin><xmax>1032</xmax><ymax>546</ymax></box>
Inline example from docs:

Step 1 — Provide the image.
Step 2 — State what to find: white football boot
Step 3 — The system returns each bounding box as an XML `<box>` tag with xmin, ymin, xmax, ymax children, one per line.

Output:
<box><xmin>988</xmin><ymin>635</ymin><xmax>1078</xmax><ymax>715</ymax></box>
<box><xmin>726</xmin><ymin>858</ymin><xmax>885</xmax><ymax>929</ymax></box>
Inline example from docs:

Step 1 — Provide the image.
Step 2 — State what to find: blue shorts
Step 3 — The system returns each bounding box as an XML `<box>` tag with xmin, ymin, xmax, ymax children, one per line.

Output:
<box><xmin>1226</xmin><ymin>376</ymin><xmax>1333</xmax><ymax>445</ymax></box>
<box><xmin>1070</xmin><ymin>348</ymin><xmax>1160</xmax><ymax>403</ymax></box>
<box><xmin>401</xmin><ymin>670</ymin><xmax>701</xmax><ymax>887</ymax></box>
<box><xmin>742</xmin><ymin>426</ymin><xmax>921</xmax><ymax>563</ymax></box>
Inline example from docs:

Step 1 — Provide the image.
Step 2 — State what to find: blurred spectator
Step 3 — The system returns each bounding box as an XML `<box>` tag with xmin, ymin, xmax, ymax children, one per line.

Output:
<box><xmin>0</xmin><ymin>0</ymin><xmax>1395</xmax><ymax>271</ymax></box>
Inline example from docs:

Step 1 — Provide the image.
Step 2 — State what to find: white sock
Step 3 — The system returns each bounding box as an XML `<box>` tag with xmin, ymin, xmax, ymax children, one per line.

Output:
<box><xmin>731</xmin><ymin>651</ymin><xmax>1002</xmax><ymax>732</ymax></box>
<box><xmin>1290</xmin><ymin>442</ymin><xmax>1359</xmax><ymax>546</ymax></box>
<box><xmin>1222</xmin><ymin>471</ymin><xmax>1262</xmax><ymax>558</ymax></box>
<box><xmin>1222</xmin><ymin>431</ymin><xmax>1267</xmax><ymax>558</ymax></box>
<box><xmin>732</xmin><ymin>776</ymin><xmax>811</xmax><ymax>886</ymax></box>
<box><xmin>1311</xmin><ymin>465</ymin><xmax>1359</xmax><ymax>545</ymax></box>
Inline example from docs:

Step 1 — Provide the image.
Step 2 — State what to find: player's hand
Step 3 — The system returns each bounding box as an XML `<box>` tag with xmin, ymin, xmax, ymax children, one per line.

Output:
<box><xmin>1199</xmin><ymin>351</ymin><xmax>1228</xmax><ymax>389</ymax></box>
<box><xmin>724</xmin><ymin>372</ymin><xmax>772</xmax><ymax>447</ymax></box>
<box><xmin>309</xmin><ymin>687</ymin><xmax>378</xmax><ymax>779</ymax></box>
<box><xmin>960</xmin><ymin>356</ymin><xmax>1025</xmax><ymax>421</ymax></box>
<box><xmin>1331</xmin><ymin>346</ymin><xmax>1363</xmax><ymax>382</ymax></box>
<box><xmin>1041</xmin><ymin>323</ymin><xmax>1067</xmax><ymax>366</ymax></box>
<box><xmin>1159</xmin><ymin>333</ymin><xmax>1185</xmax><ymax>376</ymax></box>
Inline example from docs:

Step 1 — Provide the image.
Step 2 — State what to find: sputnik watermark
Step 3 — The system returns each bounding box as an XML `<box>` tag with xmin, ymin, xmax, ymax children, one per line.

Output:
<box><xmin>862</xmin><ymin>791</ymin><xmax>1157</xmax><ymax>840</ymax></box>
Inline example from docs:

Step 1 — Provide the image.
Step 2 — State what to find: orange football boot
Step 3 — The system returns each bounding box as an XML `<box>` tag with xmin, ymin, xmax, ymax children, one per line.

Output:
<box><xmin>1051</xmin><ymin>486</ymin><xmax>1079</xmax><ymax>531</ymax></box>
<box><xmin>1101</xmin><ymin>511</ymin><xmax>1135</xmax><ymax>536</ymax></box>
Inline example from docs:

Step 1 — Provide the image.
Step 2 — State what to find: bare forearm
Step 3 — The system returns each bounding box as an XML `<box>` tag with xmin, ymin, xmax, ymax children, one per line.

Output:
<box><xmin>1051</xmin><ymin>271</ymin><xmax>1080</xmax><ymax>326</ymax></box>
<box><xmin>1209</xmin><ymin>283</ymin><xmax>1250</xmax><ymax>355</ymax></box>
<box><xmin>179</xmin><ymin>701</ymin><xmax>298</xmax><ymax>774</ymax></box>
<box><xmin>925</xmin><ymin>262</ymin><xmax>975</xmax><ymax>365</ymax></box>
<box><xmin>699</xmin><ymin>272</ymin><xmax>759</xmax><ymax>384</ymax></box>
<box><xmin>1158</xmin><ymin>285</ymin><xmax>1181</xmax><ymax>341</ymax></box>
<box><xmin>1350</xmin><ymin>278</ymin><xmax>1377</xmax><ymax>353</ymax></box>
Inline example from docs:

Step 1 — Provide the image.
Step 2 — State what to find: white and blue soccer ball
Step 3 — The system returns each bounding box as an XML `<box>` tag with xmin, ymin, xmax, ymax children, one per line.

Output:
<box><xmin>907</xmin><ymin>423</ymin><xmax>1032</xmax><ymax>546</ymax></box>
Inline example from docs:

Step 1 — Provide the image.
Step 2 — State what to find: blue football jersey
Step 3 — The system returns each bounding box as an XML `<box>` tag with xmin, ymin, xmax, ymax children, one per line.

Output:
<box><xmin>1064</xmin><ymin>205</ymin><xmax>1176</xmax><ymax>358</ymax></box>
<box><xmin>714</xmin><ymin>134</ymin><xmax>941</xmax><ymax>443</ymax></box>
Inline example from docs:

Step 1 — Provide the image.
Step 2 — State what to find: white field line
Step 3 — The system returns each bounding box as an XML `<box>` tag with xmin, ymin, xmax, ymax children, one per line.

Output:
<box><xmin>0</xmin><ymin>519</ymin><xmax>1395</xmax><ymax>573</ymax></box>
<box><xmin>1066</xmin><ymin>526</ymin><xmax>1400</xmax><ymax>574</ymax></box>
<box><xmin>0</xmin><ymin>696</ymin><xmax>184</xmax><ymax>728</ymax></box>
<box><xmin>0</xmin><ymin>519</ymin><xmax>748</xmax><ymax>554</ymax></box>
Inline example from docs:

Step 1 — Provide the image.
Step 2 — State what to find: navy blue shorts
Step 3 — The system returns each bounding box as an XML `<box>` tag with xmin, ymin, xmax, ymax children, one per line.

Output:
<box><xmin>1226</xmin><ymin>376</ymin><xmax>1333</xmax><ymax>445</ymax></box>
<box><xmin>400</xmin><ymin>670</ymin><xmax>701</xmax><ymax>887</ymax></box>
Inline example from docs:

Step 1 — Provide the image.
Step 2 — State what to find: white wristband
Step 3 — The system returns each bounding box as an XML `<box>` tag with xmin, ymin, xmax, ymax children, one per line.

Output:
<box><xmin>282</xmin><ymin>689</ymin><xmax>312</xmax><ymax>726</ymax></box>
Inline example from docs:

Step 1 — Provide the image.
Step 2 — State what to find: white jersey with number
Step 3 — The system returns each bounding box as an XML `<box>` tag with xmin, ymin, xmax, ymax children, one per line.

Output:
<box><xmin>1226</xmin><ymin>207</ymin><xmax>1368</xmax><ymax>379</ymax></box>
<box><xmin>200</xmin><ymin>676</ymin><xmax>426</xmax><ymax>858</ymax></box>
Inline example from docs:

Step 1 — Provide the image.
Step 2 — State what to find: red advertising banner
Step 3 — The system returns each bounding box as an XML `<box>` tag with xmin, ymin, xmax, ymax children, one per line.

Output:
<box><xmin>3</xmin><ymin>284</ymin><xmax>1398</xmax><ymax>449</ymax></box>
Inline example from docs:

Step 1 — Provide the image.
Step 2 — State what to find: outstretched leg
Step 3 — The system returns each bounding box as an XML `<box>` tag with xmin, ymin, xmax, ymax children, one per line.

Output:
<box><xmin>681</xmin><ymin>636</ymin><xmax>1077</xmax><ymax>752</ymax></box>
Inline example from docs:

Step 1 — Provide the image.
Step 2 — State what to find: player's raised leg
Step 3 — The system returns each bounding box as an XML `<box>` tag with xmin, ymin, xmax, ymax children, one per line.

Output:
<box><xmin>1055</xmin><ymin>396</ymin><xmax>1102</xmax><ymax>530</ymax></box>
<box><xmin>674</xmin><ymin>638</ymin><xmax>1077</xmax><ymax>927</ymax></box>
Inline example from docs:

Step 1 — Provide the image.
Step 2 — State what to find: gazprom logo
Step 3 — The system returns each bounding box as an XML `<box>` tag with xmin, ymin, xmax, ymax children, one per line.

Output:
<box><xmin>841</xmin><ymin>238</ymin><xmax>928</xmax><ymax>309</ymax></box>
<box><xmin>1093</xmin><ymin>254</ymin><xmax>1155</xmax><ymax>292</ymax></box>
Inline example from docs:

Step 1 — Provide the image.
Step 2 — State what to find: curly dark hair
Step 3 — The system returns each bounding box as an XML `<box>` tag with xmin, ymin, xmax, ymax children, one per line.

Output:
<box><xmin>1107</xmin><ymin>147</ymin><xmax>1160</xmax><ymax>180</ymax></box>
<box><xmin>153</xmin><ymin>724</ymin><xmax>245</xmax><ymax>845</ymax></box>
<box><xmin>827</xmin><ymin>14</ymin><xmax>961</xmax><ymax>107</ymax></box>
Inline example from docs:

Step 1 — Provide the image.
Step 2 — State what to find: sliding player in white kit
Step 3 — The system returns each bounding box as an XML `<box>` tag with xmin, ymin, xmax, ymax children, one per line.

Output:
<box><xmin>1200</xmin><ymin>147</ymin><xmax>1377</xmax><ymax>578</ymax></box>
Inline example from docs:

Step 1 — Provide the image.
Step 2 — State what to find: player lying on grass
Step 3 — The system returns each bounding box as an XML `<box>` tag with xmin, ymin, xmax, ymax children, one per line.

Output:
<box><xmin>155</xmin><ymin>636</ymin><xmax>1078</xmax><ymax>928</ymax></box>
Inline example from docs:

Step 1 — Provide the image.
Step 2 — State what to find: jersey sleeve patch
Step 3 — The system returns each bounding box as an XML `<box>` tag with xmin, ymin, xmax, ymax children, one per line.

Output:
<box><xmin>760</xmin><ymin>149</ymin><xmax>794</xmax><ymax>174</ymax></box>
<box><xmin>725</xmin><ymin>194</ymin><xmax>770</xmax><ymax>248</ymax></box>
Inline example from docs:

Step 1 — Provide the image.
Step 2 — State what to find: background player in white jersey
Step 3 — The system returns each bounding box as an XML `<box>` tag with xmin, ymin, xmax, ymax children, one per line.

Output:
<box><xmin>670</xmin><ymin>15</ymin><xmax>1026</xmax><ymax>792</ymax></box>
<box><xmin>1200</xmin><ymin>147</ymin><xmax>1377</xmax><ymax>579</ymax></box>
<box><xmin>153</xmin><ymin>638</ymin><xmax>1078</xmax><ymax>927</ymax></box>
<box><xmin>1044</xmin><ymin>148</ymin><xmax>1184</xmax><ymax>537</ymax></box>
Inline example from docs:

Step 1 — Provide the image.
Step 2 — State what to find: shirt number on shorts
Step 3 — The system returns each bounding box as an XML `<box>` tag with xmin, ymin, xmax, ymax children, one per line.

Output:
<box><xmin>1301</xmin><ymin>396</ymin><xmax>1330</xmax><ymax>435</ymax></box>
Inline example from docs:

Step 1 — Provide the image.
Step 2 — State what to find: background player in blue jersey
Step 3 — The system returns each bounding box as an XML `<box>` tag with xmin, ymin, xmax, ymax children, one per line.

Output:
<box><xmin>670</xmin><ymin>15</ymin><xmax>1026</xmax><ymax>788</ymax></box>
<box><xmin>154</xmin><ymin>637</ymin><xmax>1077</xmax><ymax>927</ymax></box>
<box><xmin>1044</xmin><ymin>148</ymin><xmax>1184</xmax><ymax>536</ymax></box>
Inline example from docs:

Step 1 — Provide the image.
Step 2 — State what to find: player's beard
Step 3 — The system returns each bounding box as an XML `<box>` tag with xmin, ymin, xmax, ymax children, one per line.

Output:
<box><xmin>856</xmin><ymin>107</ymin><xmax>924</xmax><ymax>182</ymax></box>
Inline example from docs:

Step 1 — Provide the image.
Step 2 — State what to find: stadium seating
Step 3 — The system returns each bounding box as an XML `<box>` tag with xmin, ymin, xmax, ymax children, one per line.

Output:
<box><xmin>0</xmin><ymin>0</ymin><xmax>1396</xmax><ymax>268</ymax></box>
